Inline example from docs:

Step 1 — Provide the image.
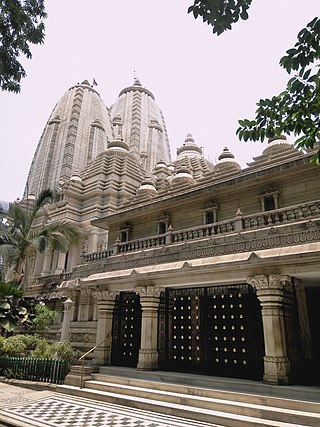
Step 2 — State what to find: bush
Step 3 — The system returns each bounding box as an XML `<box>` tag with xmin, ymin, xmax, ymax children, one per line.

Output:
<box><xmin>53</xmin><ymin>340</ymin><xmax>79</xmax><ymax>364</ymax></box>
<box><xmin>30</xmin><ymin>338</ymin><xmax>54</xmax><ymax>359</ymax></box>
<box><xmin>0</xmin><ymin>334</ymin><xmax>78</xmax><ymax>363</ymax></box>
<box><xmin>1</xmin><ymin>335</ymin><xmax>27</xmax><ymax>356</ymax></box>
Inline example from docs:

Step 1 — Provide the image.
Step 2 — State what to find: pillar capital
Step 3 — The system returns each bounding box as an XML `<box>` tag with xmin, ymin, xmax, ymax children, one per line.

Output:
<box><xmin>247</xmin><ymin>274</ymin><xmax>290</xmax><ymax>292</ymax></box>
<box><xmin>92</xmin><ymin>290</ymin><xmax>118</xmax><ymax>303</ymax></box>
<box><xmin>135</xmin><ymin>285</ymin><xmax>164</xmax><ymax>298</ymax></box>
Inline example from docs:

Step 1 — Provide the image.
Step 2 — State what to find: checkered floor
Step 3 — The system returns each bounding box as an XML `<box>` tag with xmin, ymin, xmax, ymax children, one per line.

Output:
<box><xmin>0</xmin><ymin>394</ymin><xmax>220</xmax><ymax>427</ymax></box>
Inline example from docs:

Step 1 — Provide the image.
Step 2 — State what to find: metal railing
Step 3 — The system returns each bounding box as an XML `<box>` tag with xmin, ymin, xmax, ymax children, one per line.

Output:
<box><xmin>78</xmin><ymin>333</ymin><xmax>112</xmax><ymax>389</ymax></box>
<box><xmin>0</xmin><ymin>356</ymin><xmax>69</xmax><ymax>384</ymax></box>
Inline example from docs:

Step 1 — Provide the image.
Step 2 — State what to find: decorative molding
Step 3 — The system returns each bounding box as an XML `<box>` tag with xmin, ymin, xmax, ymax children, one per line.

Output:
<box><xmin>135</xmin><ymin>286</ymin><xmax>164</xmax><ymax>298</ymax></box>
<box><xmin>92</xmin><ymin>290</ymin><xmax>118</xmax><ymax>302</ymax></box>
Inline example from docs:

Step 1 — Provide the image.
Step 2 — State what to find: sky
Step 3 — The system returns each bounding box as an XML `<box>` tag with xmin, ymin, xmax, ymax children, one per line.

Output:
<box><xmin>0</xmin><ymin>1</ymin><xmax>319</xmax><ymax>202</ymax></box>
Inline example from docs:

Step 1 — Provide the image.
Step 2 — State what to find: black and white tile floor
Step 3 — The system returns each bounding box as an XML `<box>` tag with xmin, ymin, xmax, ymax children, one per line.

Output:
<box><xmin>0</xmin><ymin>386</ymin><xmax>220</xmax><ymax>427</ymax></box>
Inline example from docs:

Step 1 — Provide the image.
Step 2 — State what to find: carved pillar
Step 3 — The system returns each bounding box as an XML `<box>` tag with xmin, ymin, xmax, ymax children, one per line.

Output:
<box><xmin>78</xmin><ymin>289</ymin><xmax>91</xmax><ymax>321</ymax></box>
<box><xmin>92</xmin><ymin>290</ymin><xmax>117</xmax><ymax>366</ymax></box>
<box><xmin>60</xmin><ymin>298</ymin><xmax>73</xmax><ymax>342</ymax></box>
<box><xmin>88</xmin><ymin>233</ymin><xmax>99</xmax><ymax>253</ymax></box>
<box><xmin>55</xmin><ymin>252</ymin><xmax>66</xmax><ymax>274</ymax></box>
<box><xmin>247</xmin><ymin>274</ymin><xmax>291</xmax><ymax>385</ymax></box>
<box><xmin>136</xmin><ymin>286</ymin><xmax>163</xmax><ymax>370</ymax></box>
<box><xmin>41</xmin><ymin>249</ymin><xmax>53</xmax><ymax>276</ymax></box>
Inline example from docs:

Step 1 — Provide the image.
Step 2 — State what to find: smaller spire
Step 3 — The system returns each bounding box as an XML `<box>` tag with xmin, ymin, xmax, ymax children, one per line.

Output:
<box><xmin>134</xmin><ymin>77</ymin><xmax>142</xmax><ymax>86</ymax></box>
<box><xmin>138</xmin><ymin>176</ymin><xmax>157</xmax><ymax>194</ymax></box>
<box><xmin>176</xmin><ymin>133</ymin><xmax>202</xmax><ymax>158</ymax></box>
<box><xmin>218</xmin><ymin>147</ymin><xmax>235</xmax><ymax>161</ymax></box>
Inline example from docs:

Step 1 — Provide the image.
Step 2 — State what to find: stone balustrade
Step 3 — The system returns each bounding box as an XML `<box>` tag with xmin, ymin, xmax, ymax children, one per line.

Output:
<box><xmin>84</xmin><ymin>250</ymin><xmax>113</xmax><ymax>262</ymax></box>
<box><xmin>110</xmin><ymin>200</ymin><xmax>320</xmax><ymax>255</ymax></box>
<box><xmin>35</xmin><ymin>200</ymin><xmax>320</xmax><ymax>282</ymax></box>
<box><xmin>117</xmin><ymin>234</ymin><xmax>166</xmax><ymax>253</ymax></box>
<box><xmin>35</xmin><ymin>272</ymin><xmax>72</xmax><ymax>286</ymax></box>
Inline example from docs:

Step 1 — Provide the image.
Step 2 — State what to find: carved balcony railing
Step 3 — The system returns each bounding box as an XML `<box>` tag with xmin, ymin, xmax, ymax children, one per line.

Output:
<box><xmin>111</xmin><ymin>199</ymin><xmax>320</xmax><ymax>255</ymax></box>
<box><xmin>84</xmin><ymin>250</ymin><xmax>113</xmax><ymax>262</ymax></box>
<box><xmin>33</xmin><ymin>272</ymin><xmax>72</xmax><ymax>287</ymax></box>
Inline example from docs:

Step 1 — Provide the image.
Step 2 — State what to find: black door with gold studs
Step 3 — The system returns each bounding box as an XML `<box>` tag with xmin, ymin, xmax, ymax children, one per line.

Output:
<box><xmin>160</xmin><ymin>284</ymin><xmax>264</xmax><ymax>380</ymax></box>
<box><xmin>111</xmin><ymin>292</ymin><xmax>142</xmax><ymax>367</ymax></box>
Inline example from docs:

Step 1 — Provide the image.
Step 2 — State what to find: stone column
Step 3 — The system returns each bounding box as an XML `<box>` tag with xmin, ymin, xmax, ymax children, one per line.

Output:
<box><xmin>78</xmin><ymin>289</ymin><xmax>91</xmax><ymax>321</ymax></box>
<box><xmin>55</xmin><ymin>252</ymin><xmax>66</xmax><ymax>274</ymax></box>
<box><xmin>136</xmin><ymin>286</ymin><xmax>163</xmax><ymax>370</ymax></box>
<box><xmin>60</xmin><ymin>298</ymin><xmax>73</xmax><ymax>342</ymax></box>
<box><xmin>92</xmin><ymin>290</ymin><xmax>117</xmax><ymax>366</ymax></box>
<box><xmin>247</xmin><ymin>275</ymin><xmax>291</xmax><ymax>384</ymax></box>
<box><xmin>41</xmin><ymin>249</ymin><xmax>53</xmax><ymax>276</ymax></box>
<box><xmin>88</xmin><ymin>233</ymin><xmax>100</xmax><ymax>253</ymax></box>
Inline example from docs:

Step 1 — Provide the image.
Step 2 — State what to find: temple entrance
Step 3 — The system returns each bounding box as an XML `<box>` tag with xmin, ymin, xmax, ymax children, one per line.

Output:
<box><xmin>159</xmin><ymin>284</ymin><xmax>264</xmax><ymax>380</ymax></box>
<box><xmin>303</xmin><ymin>287</ymin><xmax>320</xmax><ymax>384</ymax></box>
<box><xmin>111</xmin><ymin>291</ymin><xmax>141</xmax><ymax>367</ymax></box>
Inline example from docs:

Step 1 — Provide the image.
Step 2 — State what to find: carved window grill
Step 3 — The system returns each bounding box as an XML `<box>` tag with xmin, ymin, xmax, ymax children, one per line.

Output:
<box><xmin>111</xmin><ymin>292</ymin><xmax>141</xmax><ymax>368</ymax></box>
<box><xmin>160</xmin><ymin>284</ymin><xmax>264</xmax><ymax>380</ymax></box>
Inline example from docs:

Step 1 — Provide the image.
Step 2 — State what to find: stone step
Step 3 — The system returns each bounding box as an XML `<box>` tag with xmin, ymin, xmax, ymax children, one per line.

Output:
<box><xmin>98</xmin><ymin>366</ymin><xmax>320</xmax><ymax>403</ymax></box>
<box><xmin>57</xmin><ymin>384</ymin><xmax>309</xmax><ymax>427</ymax></box>
<box><xmin>92</xmin><ymin>372</ymin><xmax>320</xmax><ymax>414</ymax></box>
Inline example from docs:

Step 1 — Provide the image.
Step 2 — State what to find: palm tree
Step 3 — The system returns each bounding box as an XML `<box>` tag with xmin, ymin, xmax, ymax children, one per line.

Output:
<box><xmin>0</xmin><ymin>190</ymin><xmax>79</xmax><ymax>287</ymax></box>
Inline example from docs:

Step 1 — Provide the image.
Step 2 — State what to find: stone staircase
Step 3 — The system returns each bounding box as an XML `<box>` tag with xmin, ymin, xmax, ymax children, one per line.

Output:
<box><xmin>57</xmin><ymin>367</ymin><xmax>320</xmax><ymax>427</ymax></box>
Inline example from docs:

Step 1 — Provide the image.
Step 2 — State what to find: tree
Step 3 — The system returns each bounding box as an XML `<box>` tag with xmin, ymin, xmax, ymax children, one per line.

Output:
<box><xmin>188</xmin><ymin>0</ymin><xmax>252</xmax><ymax>35</ymax></box>
<box><xmin>237</xmin><ymin>17</ymin><xmax>320</xmax><ymax>162</ymax></box>
<box><xmin>0</xmin><ymin>0</ymin><xmax>47</xmax><ymax>93</ymax></box>
<box><xmin>32</xmin><ymin>302</ymin><xmax>58</xmax><ymax>334</ymax></box>
<box><xmin>188</xmin><ymin>3</ymin><xmax>320</xmax><ymax>161</ymax></box>
<box><xmin>0</xmin><ymin>189</ymin><xmax>79</xmax><ymax>286</ymax></box>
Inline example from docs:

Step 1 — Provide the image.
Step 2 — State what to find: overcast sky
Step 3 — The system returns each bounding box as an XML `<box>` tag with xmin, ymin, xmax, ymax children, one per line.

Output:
<box><xmin>1</xmin><ymin>1</ymin><xmax>319</xmax><ymax>202</ymax></box>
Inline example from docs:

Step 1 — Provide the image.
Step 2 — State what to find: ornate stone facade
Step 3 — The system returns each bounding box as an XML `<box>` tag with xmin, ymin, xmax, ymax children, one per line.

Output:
<box><xmin>21</xmin><ymin>80</ymin><xmax>320</xmax><ymax>387</ymax></box>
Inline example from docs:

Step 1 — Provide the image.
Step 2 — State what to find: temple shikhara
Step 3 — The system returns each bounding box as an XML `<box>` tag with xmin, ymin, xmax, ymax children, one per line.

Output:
<box><xmin>23</xmin><ymin>78</ymin><xmax>320</xmax><ymax>387</ymax></box>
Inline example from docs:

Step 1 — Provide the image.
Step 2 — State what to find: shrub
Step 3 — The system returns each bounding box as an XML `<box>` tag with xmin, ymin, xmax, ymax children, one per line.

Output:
<box><xmin>32</xmin><ymin>303</ymin><xmax>58</xmax><ymax>333</ymax></box>
<box><xmin>0</xmin><ymin>334</ymin><xmax>78</xmax><ymax>363</ymax></box>
<box><xmin>30</xmin><ymin>338</ymin><xmax>55</xmax><ymax>359</ymax></box>
<box><xmin>53</xmin><ymin>341</ymin><xmax>79</xmax><ymax>364</ymax></box>
<box><xmin>1</xmin><ymin>335</ymin><xmax>27</xmax><ymax>356</ymax></box>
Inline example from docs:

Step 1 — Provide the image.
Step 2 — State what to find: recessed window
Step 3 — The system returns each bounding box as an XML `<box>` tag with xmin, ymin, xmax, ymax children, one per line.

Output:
<box><xmin>158</xmin><ymin>222</ymin><xmax>166</xmax><ymax>234</ymax></box>
<box><xmin>264</xmin><ymin>196</ymin><xmax>275</xmax><ymax>211</ymax></box>
<box><xmin>258</xmin><ymin>187</ymin><xmax>280</xmax><ymax>212</ymax></box>
<box><xmin>206</xmin><ymin>211</ymin><xmax>214</xmax><ymax>225</ymax></box>
<box><xmin>203</xmin><ymin>201</ymin><xmax>219</xmax><ymax>225</ymax></box>
<box><xmin>157</xmin><ymin>212</ymin><xmax>171</xmax><ymax>234</ymax></box>
<box><xmin>119</xmin><ymin>222</ymin><xmax>132</xmax><ymax>242</ymax></box>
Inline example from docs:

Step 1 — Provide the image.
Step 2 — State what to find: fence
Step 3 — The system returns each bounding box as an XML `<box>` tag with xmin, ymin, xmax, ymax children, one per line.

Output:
<box><xmin>0</xmin><ymin>356</ymin><xmax>69</xmax><ymax>384</ymax></box>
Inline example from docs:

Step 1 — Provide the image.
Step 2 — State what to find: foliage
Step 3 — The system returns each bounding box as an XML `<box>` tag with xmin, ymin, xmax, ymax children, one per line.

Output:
<box><xmin>237</xmin><ymin>17</ymin><xmax>320</xmax><ymax>162</ymax></box>
<box><xmin>0</xmin><ymin>0</ymin><xmax>47</xmax><ymax>93</ymax></box>
<box><xmin>29</xmin><ymin>337</ymin><xmax>53</xmax><ymax>358</ymax></box>
<box><xmin>0</xmin><ymin>189</ymin><xmax>79</xmax><ymax>285</ymax></box>
<box><xmin>52</xmin><ymin>340</ymin><xmax>79</xmax><ymax>364</ymax></box>
<box><xmin>188</xmin><ymin>0</ymin><xmax>252</xmax><ymax>35</ymax></box>
<box><xmin>0</xmin><ymin>282</ymin><xmax>35</xmax><ymax>333</ymax></box>
<box><xmin>0</xmin><ymin>334</ymin><xmax>79</xmax><ymax>363</ymax></box>
<box><xmin>32</xmin><ymin>303</ymin><xmax>58</xmax><ymax>333</ymax></box>
<box><xmin>1</xmin><ymin>334</ymin><xmax>28</xmax><ymax>355</ymax></box>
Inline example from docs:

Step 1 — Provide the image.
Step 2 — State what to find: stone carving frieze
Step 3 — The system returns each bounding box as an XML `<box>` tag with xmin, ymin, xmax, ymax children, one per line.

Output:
<box><xmin>92</xmin><ymin>290</ymin><xmax>118</xmax><ymax>302</ymax></box>
<box><xmin>247</xmin><ymin>275</ymin><xmax>290</xmax><ymax>292</ymax></box>
<box><xmin>135</xmin><ymin>286</ymin><xmax>164</xmax><ymax>298</ymax></box>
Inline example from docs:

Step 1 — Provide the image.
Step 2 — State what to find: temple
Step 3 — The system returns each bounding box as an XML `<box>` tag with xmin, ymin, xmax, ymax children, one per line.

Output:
<box><xmin>23</xmin><ymin>79</ymin><xmax>320</xmax><ymax>386</ymax></box>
